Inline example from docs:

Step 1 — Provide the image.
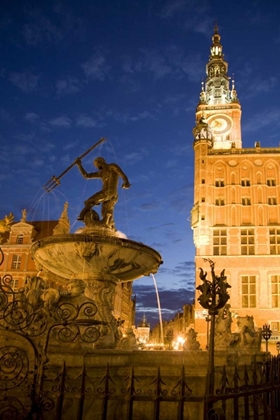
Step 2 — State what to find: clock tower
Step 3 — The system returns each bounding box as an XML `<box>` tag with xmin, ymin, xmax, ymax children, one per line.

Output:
<box><xmin>192</xmin><ymin>27</ymin><xmax>280</xmax><ymax>354</ymax></box>
<box><xmin>195</xmin><ymin>25</ymin><xmax>242</xmax><ymax>149</ymax></box>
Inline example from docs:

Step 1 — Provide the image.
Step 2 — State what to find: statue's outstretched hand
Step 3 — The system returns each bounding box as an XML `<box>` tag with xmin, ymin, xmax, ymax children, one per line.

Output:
<box><xmin>122</xmin><ymin>181</ymin><xmax>131</xmax><ymax>189</ymax></box>
<box><xmin>75</xmin><ymin>158</ymin><xmax>82</xmax><ymax>166</ymax></box>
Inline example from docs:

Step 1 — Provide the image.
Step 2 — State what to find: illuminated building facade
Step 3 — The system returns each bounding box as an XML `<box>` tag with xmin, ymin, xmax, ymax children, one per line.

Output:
<box><xmin>134</xmin><ymin>314</ymin><xmax>150</xmax><ymax>344</ymax></box>
<box><xmin>192</xmin><ymin>26</ymin><xmax>280</xmax><ymax>346</ymax></box>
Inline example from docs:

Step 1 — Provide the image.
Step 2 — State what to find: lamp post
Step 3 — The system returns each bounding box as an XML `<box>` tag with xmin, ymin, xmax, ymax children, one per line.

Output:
<box><xmin>196</xmin><ymin>258</ymin><xmax>231</xmax><ymax>416</ymax></box>
<box><xmin>262</xmin><ymin>324</ymin><xmax>272</xmax><ymax>357</ymax></box>
<box><xmin>276</xmin><ymin>341</ymin><xmax>280</xmax><ymax>356</ymax></box>
<box><xmin>203</xmin><ymin>310</ymin><xmax>211</xmax><ymax>350</ymax></box>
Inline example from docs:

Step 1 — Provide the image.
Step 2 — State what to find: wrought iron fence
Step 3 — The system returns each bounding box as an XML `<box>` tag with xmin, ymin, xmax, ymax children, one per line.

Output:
<box><xmin>207</xmin><ymin>357</ymin><xmax>280</xmax><ymax>420</ymax></box>
<box><xmin>0</xmin><ymin>268</ymin><xmax>280</xmax><ymax>420</ymax></box>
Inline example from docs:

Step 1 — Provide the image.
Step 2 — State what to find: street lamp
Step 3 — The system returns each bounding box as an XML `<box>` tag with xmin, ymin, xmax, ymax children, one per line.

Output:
<box><xmin>262</xmin><ymin>324</ymin><xmax>272</xmax><ymax>355</ymax></box>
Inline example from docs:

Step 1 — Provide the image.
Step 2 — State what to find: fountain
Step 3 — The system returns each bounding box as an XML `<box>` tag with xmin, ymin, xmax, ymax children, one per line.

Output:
<box><xmin>0</xmin><ymin>150</ymin><xmax>268</xmax><ymax>420</ymax></box>
<box><xmin>31</xmin><ymin>154</ymin><xmax>163</xmax><ymax>348</ymax></box>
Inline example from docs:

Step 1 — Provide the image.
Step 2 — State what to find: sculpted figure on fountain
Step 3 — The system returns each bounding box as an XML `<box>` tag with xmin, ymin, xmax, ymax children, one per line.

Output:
<box><xmin>75</xmin><ymin>156</ymin><xmax>131</xmax><ymax>229</ymax></box>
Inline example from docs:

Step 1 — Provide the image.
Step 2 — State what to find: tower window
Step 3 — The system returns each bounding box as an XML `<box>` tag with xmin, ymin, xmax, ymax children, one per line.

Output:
<box><xmin>267</xmin><ymin>179</ymin><xmax>276</xmax><ymax>186</ymax></box>
<box><xmin>202</xmin><ymin>197</ymin><xmax>205</xmax><ymax>202</ymax></box>
<box><xmin>215</xmin><ymin>180</ymin><xmax>225</xmax><ymax>187</ymax></box>
<box><xmin>242</xmin><ymin>197</ymin><xmax>251</xmax><ymax>206</ymax></box>
<box><xmin>213</xmin><ymin>229</ymin><xmax>227</xmax><ymax>255</ymax></box>
<box><xmin>16</xmin><ymin>234</ymin><xmax>24</xmax><ymax>244</ymax></box>
<box><xmin>241</xmin><ymin>275</ymin><xmax>256</xmax><ymax>308</ymax></box>
<box><xmin>11</xmin><ymin>255</ymin><xmax>21</xmax><ymax>269</ymax></box>
<box><xmin>241</xmin><ymin>179</ymin><xmax>250</xmax><ymax>187</ymax></box>
<box><xmin>269</xmin><ymin>228</ymin><xmax>280</xmax><ymax>254</ymax></box>
<box><xmin>241</xmin><ymin>229</ymin><xmax>254</xmax><ymax>255</ymax></box>
<box><xmin>271</xmin><ymin>275</ymin><xmax>280</xmax><ymax>308</ymax></box>
<box><xmin>215</xmin><ymin>198</ymin><xmax>225</xmax><ymax>206</ymax></box>
<box><xmin>202</xmin><ymin>179</ymin><xmax>205</xmax><ymax>184</ymax></box>
<box><xmin>268</xmin><ymin>197</ymin><xmax>277</xmax><ymax>205</ymax></box>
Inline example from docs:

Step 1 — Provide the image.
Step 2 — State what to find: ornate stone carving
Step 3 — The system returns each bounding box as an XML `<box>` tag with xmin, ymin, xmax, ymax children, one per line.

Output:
<box><xmin>0</xmin><ymin>212</ymin><xmax>14</xmax><ymax>233</ymax></box>
<box><xmin>53</xmin><ymin>202</ymin><xmax>70</xmax><ymax>235</ymax></box>
<box><xmin>193</xmin><ymin>117</ymin><xmax>212</xmax><ymax>140</ymax></box>
<box><xmin>183</xmin><ymin>328</ymin><xmax>201</xmax><ymax>351</ymax></box>
<box><xmin>214</xmin><ymin>305</ymin><xmax>262</xmax><ymax>353</ymax></box>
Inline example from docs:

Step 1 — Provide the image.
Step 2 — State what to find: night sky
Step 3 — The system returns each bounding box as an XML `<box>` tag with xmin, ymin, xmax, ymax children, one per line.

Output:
<box><xmin>1</xmin><ymin>1</ymin><xmax>280</xmax><ymax>327</ymax></box>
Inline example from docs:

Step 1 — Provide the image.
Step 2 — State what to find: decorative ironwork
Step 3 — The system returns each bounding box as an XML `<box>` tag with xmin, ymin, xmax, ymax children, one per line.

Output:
<box><xmin>0</xmin><ymin>274</ymin><xmax>102</xmax><ymax>344</ymax></box>
<box><xmin>0</xmin><ymin>247</ymin><xmax>4</xmax><ymax>266</ymax></box>
<box><xmin>196</xmin><ymin>259</ymin><xmax>231</xmax><ymax>417</ymax></box>
<box><xmin>208</xmin><ymin>358</ymin><xmax>280</xmax><ymax>419</ymax></box>
<box><xmin>0</xmin><ymin>396</ymin><xmax>27</xmax><ymax>419</ymax></box>
<box><xmin>197</xmin><ymin>258</ymin><xmax>231</xmax><ymax>315</ymax></box>
<box><xmin>0</xmin><ymin>346</ymin><xmax>29</xmax><ymax>390</ymax></box>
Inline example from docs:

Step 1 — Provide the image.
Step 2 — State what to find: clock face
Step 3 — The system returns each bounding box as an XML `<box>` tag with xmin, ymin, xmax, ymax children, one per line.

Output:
<box><xmin>207</xmin><ymin>115</ymin><xmax>232</xmax><ymax>135</ymax></box>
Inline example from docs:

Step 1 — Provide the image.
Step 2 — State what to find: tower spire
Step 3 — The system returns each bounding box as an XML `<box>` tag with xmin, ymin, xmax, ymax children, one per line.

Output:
<box><xmin>198</xmin><ymin>25</ymin><xmax>239</xmax><ymax>106</ymax></box>
<box><xmin>195</xmin><ymin>26</ymin><xmax>242</xmax><ymax>150</ymax></box>
<box><xmin>210</xmin><ymin>24</ymin><xmax>223</xmax><ymax>58</ymax></box>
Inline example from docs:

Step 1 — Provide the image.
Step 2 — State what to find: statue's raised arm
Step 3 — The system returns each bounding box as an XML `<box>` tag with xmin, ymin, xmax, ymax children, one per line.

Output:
<box><xmin>76</xmin><ymin>157</ymin><xmax>131</xmax><ymax>230</ymax></box>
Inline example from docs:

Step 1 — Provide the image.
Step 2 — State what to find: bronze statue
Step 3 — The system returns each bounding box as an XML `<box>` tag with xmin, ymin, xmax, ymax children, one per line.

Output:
<box><xmin>76</xmin><ymin>156</ymin><xmax>131</xmax><ymax>228</ymax></box>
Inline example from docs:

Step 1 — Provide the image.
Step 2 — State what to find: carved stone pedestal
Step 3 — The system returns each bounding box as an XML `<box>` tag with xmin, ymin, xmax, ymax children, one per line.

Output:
<box><xmin>85</xmin><ymin>276</ymin><xmax>118</xmax><ymax>348</ymax></box>
<box><xmin>31</xmin><ymin>232</ymin><xmax>162</xmax><ymax>349</ymax></box>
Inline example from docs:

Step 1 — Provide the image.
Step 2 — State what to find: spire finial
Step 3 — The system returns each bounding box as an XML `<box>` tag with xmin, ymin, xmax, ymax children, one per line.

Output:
<box><xmin>214</xmin><ymin>23</ymin><xmax>219</xmax><ymax>34</ymax></box>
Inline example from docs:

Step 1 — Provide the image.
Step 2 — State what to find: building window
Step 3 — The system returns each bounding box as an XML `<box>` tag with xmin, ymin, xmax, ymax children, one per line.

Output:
<box><xmin>213</xmin><ymin>229</ymin><xmax>227</xmax><ymax>255</ymax></box>
<box><xmin>242</xmin><ymin>197</ymin><xmax>251</xmax><ymax>206</ymax></box>
<box><xmin>241</xmin><ymin>229</ymin><xmax>254</xmax><ymax>255</ymax></box>
<box><xmin>271</xmin><ymin>275</ymin><xmax>280</xmax><ymax>308</ymax></box>
<box><xmin>268</xmin><ymin>197</ymin><xmax>277</xmax><ymax>205</ymax></box>
<box><xmin>16</xmin><ymin>234</ymin><xmax>24</xmax><ymax>244</ymax></box>
<box><xmin>269</xmin><ymin>229</ymin><xmax>280</xmax><ymax>254</ymax></box>
<box><xmin>12</xmin><ymin>279</ymin><xmax>19</xmax><ymax>292</ymax></box>
<box><xmin>241</xmin><ymin>275</ymin><xmax>256</xmax><ymax>308</ymax></box>
<box><xmin>202</xmin><ymin>197</ymin><xmax>205</xmax><ymax>202</ymax></box>
<box><xmin>11</xmin><ymin>255</ymin><xmax>21</xmax><ymax>269</ymax></box>
<box><xmin>215</xmin><ymin>180</ymin><xmax>225</xmax><ymax>187</ymax></box>
<box><xmin>271</xmin><ymin>321</ymin><xmax>280</xmax><ymax>331</ymax></box>
<box><xmin>215</xmin><ymin>198</ymin><xmax>225</xmax><ymax>206</ymax></box>
<box><xmin>202</xmin><ymin>179</ymin><xmax>205</xmax><ymax>184</ymax></box>
<box><xmin>267</xmin><ymin>179</ymin><xmax>276</xmax><ymax>187</ymax></box>
<box><xmin>241</xmin><ymin>179</ymin><xmax>250</xmax><ymax>187</ymax></box>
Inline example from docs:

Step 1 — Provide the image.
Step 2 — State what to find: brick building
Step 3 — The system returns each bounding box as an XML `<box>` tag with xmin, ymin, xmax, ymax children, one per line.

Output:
<box><xmin>192</xmin><ymin>26</ymin><xmax>280</xmax><ymax>350</ymax></box>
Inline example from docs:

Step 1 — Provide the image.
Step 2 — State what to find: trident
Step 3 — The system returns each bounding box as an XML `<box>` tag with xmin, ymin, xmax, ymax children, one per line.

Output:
<box><xmin>43</xmin><ymin>137</ymin><xmax>106</xmax><ymax>193</ymax></box>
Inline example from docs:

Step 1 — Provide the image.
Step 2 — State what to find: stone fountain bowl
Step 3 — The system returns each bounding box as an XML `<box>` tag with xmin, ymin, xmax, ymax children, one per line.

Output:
<box><xmin>31</xmin><ymin>234</ymin><xmax>163</xmax><ymax>282</ymax></box>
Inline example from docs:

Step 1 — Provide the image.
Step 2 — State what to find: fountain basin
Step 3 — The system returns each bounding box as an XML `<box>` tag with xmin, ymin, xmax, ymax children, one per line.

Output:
<box><xmin>31</xmin><ymin>234</ymin><xmax>162</xmax><ymax>282</ymax></box>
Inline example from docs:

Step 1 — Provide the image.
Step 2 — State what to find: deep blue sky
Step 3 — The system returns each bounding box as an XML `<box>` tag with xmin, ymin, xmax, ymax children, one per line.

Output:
<box><xmin>1</xmin><ymin>1</ymin><xmax>280</xmax><ymax>327</ymax></box>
